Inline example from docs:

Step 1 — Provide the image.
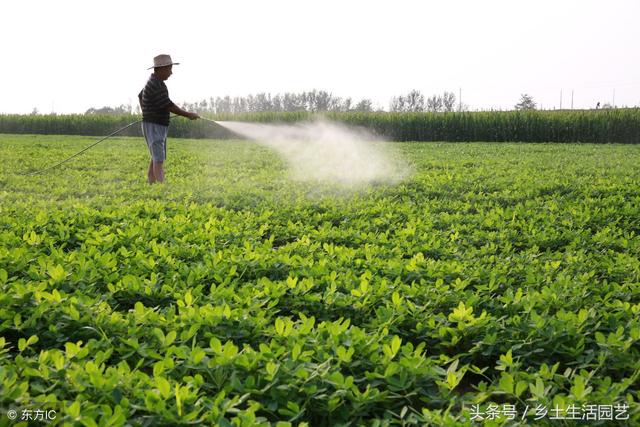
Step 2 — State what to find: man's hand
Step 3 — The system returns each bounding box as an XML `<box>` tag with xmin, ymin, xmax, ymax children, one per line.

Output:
<box><xmin>169</xmin><ymin>104</ymin><xmax>200</xmax><ymax>120</ymax></box>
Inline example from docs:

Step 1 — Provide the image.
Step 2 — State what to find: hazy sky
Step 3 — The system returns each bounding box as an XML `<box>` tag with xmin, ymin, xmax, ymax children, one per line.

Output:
<box><xmin>3</xmin><ymin>0</ymin><xmax>639</xmax><ymax>114</ymax></box>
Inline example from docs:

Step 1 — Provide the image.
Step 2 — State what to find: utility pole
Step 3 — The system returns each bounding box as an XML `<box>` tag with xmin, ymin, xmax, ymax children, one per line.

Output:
<box><xmin>571</xmin><ymin>90</ymin><xmax>574</xmax><ymax>109</ymax></box>
<box><xmin>459</xmin><ymin>87</ymin><xmax>462</xmax><ymax>112</ymax></box>
<box><xmin>559</xmin><ymin>89</ymin><xmax>563</xmax><ymax>110</ymax></box>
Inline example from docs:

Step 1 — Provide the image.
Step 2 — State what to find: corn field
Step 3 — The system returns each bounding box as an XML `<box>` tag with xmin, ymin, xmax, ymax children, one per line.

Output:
<box><xmin>1</xmin><ymin>109</ymin><xmax>639</xmax><ymax>142</ymax></box>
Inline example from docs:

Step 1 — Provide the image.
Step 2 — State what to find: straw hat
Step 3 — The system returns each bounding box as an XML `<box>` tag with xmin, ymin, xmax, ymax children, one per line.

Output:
<box><xmin>148</xmin><ymin>54</ymin><xmax>180</xmax><ymax>70</ymax></box>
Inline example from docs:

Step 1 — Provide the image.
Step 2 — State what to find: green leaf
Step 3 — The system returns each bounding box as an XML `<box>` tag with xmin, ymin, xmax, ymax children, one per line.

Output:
<box><xmin>13</xmin><ymin>313</ymin><xmax>21</xmax><ymax>328</ymax></box>
<box><xmin>81</xmin><ymin>418</ymin><xmax>98</xmax><ymax>427</ymax></box>
<box><xmin>175</xmin><ymin>384</ymin><xmax>183</xmax><ymax>417</ymax></box>
<box><xmin>384</xmin><ymin>362</ymin><xmax>399</xmax><ymax>378</ymax></box>
<box><xmin>210</xmin><ymin>337</ymin><xmax>222</xmax><ymax>354</ymax></box>
<box><xmin>68</xmin><ymin>400</ymin><xmax>81</xmax><ymax>419</ymax></box>
<box><xmin>286</xmin><ymin>276</ymin><xmax>298</xmax><ymax>288</ymax></box>
<box><xmin>266</xmin><ymin>362</ymin><xmax>279</xmax><ymax>378</ymax></box>
<box><xmin>336</xmin><ymin>346</ymin><xmax>354</xmax><ymax>363</ymax></box>
<box><xmin>392</xmin><ymin>291</ymin><xmax>402</xmax><ymax>306</ymax></box>
<box><xmin>529</xmin><ymin>377</ymin><xmax>546</xmax><ymax>399</ymax></box>
<box><xmin>448</xmin><ymin>301</ymin><xmax>473</xmax><ymax>323</ymax></box>
<box><xmin>165</xmin><ymin>330</ymin><xmax>177</xmax><ymax>347</ymax></box>
<box><xmin>152</xmin><ymin>328</ymin><xmax>165</xmax><ymax>344</ymax></box>
<box><xmin>134</xmin><ymin>301</ymin><xmax>145</xmax><ymax>317</ymax></box>
<box><xmin>360</xmin><ymin>279</ymin><xmax>369</xmax><ymax>294</ymax></box>
<box><xmin>446</xmin><ymin>371</ymin><xmax>461</xmax><ymax>390</ymax></box>
<box><xmin>275</xmin><ymin>318</ymin><xmax>284</xmax><ymax>336</ymax></box>
<box><xmin>156</xmin><ymin>376</ymin><xmax>171</xmax><ymax>399</ymax></box>
<box><xmin>570</xmin><ymin>375</ymin><xmax>592</xmax><ymax>400</ymax></box>
<box><xmin>52</xmin><ymin>352</ymin><xmax>65</xmax><ymax>370</ymax></box>
<box><xmin>107</xmin><ymin>406</ymin><xmax>126</xmax><ymax>425</ymax></box>
<box><xmin>498</xmin><ymin>372</ymin><xmax>514</xmax><ymax>394</ymax></box>
<box><xmin>153</xmin><ymin>361</ymin><xmax>166</xmax><ymax>377</ymax></box>
<box><xmin>48</xmin><ymin>264</ymin><xmax>66</xmax><ymax>282</ymax></box>
<box><xmin>391</xmin><ymin>335</ymin><xmax>402</xmax><ymax>356</ymax></box>
<box><xmin>292</xmin><ymin>343</ymin><xmax>302</xmax><ymax>361</ymax></box>
<box><xmin>111</xmin><ymin>388</ymin><xmax>123</xmax><ymax>404</ymax></box>
<box><xmin>65</xmin><ymin>342</ymin><xmax>79</xmax><ymax>358</ymax></box>
<box><xmin>184</xmin><ymin>290</ymin><xmax>193</xmax><ymax>306</ymax></box>
<box><xmin>18</xmin><ymin>335</ymin><xmax>39</xmax><ymax>352</ymax></box>
<box><xmin>191</xmin><ymin>348</ymin><xmax>206</xmax><ymax>364</ymax></box>
<box><xmin>496</xmin><ymin>349</ymin><xmax>513</xmax><ymax>370</ymax></box>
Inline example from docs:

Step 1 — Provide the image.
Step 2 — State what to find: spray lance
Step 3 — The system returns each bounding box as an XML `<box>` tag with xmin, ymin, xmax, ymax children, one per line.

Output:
<box><xmin>199</xmin><ymin>116</ymin><xmax>219</xmax><ymax>125</ymax></box>
<box><xmin>20</xmin><ymin>115</ymin><xmax>220</xmax><ymax>176</ymax></box>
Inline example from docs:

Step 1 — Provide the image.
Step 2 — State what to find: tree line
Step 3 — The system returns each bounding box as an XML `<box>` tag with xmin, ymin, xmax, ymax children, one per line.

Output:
<box><xmin>168</xmin><ymin>91</ymin><xmax>375</xmax><ymax>114</ymax></box>
<box><xmin>84</xmin><ymin>90</ymin><xmax>470</xmax><ymax>115</ymax></box>
<box><xmin>179</xmin><ymin>90</ymin><xmax>467</xmax><ymax>114</ymax></box>
<box><xmin>390</xmin><ymin>90</ymin><xmax>464</xmax><ymax>112</ymax></box>
<box><xmin>82</xmin><ymin>91</ymin><xmax>623</xmax><ymax>116</ymax></box>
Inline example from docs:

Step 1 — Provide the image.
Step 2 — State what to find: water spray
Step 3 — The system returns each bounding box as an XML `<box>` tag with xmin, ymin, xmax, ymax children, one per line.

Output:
<box><xmin>217</xmin><ymin>119</ymin><xmax>407</xmax><ymax>185</ymax></box>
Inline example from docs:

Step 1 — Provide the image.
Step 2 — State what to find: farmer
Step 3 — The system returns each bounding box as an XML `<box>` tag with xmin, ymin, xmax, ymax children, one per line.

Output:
<box><xmin>139</xmin><ymin>54</ymin><xmax>199</xmax><ymax>184</ymax></box>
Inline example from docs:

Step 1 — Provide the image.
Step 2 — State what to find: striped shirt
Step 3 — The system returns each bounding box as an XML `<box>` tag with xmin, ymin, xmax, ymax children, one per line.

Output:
<box><xmin>138</xmin><ymin>74</ymin><xmax>174</xmax><ymax>126</ymax></box>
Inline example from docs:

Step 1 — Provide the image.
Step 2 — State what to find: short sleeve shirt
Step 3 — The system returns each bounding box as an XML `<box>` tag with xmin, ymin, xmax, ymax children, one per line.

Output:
<box><xmin>138</xmin><ymin>74</ymin><xmax>174</xmax><ymax>126</ymax></box>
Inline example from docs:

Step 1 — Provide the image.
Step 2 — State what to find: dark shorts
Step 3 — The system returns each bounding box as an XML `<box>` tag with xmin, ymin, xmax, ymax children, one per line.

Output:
<box><xmin>142</xmin><ymin>122</ymin><xmax>168</xmax><ymax>162</ymax></box>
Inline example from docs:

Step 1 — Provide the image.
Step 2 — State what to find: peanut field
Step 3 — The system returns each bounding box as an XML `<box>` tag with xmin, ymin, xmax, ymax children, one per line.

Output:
<box><xmin>1</xmin><ymin>134</ymin><xmax>639</xmax><ymax>426</ymax></box>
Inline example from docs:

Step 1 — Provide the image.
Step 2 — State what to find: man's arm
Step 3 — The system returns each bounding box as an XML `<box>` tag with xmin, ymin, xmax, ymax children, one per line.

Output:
<box><xmin>169</xmin><ymin>103</ymin><xmax>199</xmax><ymax>120</ymax></box>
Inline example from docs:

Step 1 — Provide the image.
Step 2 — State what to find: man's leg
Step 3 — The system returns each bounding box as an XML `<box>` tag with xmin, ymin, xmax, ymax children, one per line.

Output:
<box><xmin>152</xmin><ymin>161</ymin><xmax>165</xmax><ymax>183</ymax></box>
<box><xmin>145</xmin><ymin>123</ymin><xmax>168</xmax><ymax>184</ymax></box>
<box><xmin>148</xmin><ymin>160</ymin><xmax>156</xmax><ymax>184</ymax></box>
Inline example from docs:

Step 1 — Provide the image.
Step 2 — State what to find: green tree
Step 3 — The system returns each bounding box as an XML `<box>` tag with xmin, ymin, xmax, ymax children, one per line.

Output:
<box><xmin>515</xmin><ymin>94</ymin><xmax>536</xmax><ymax>110</ymax></box>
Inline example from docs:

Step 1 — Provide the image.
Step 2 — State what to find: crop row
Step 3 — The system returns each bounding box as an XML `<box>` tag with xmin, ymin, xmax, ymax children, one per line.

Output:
<box><xmin>1</xmin><ymin>109</ymin><xmax>639</xmax><ymax>143</ymax></box>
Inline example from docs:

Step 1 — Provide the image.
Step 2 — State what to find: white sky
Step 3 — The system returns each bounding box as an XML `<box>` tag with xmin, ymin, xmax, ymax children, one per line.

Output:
<box><xmin>2</xmin><ymin>0</ymin><xmax>639</xmax><ymax>114</ymax></box>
